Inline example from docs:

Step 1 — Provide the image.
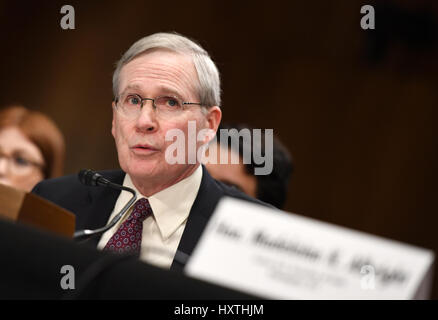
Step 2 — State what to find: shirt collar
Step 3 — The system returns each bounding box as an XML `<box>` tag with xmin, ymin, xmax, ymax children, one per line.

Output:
<box><xmin>122</xmin><ymin>165</ymin><xmax>203</xmax><ymax>240</ymax></box>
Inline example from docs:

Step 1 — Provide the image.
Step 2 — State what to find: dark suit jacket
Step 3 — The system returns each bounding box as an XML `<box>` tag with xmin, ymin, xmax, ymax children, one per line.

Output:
<box><xmin>32</xmin><ymin>166</ymin><xmax>272</xmax><ymax>272</ymax></box>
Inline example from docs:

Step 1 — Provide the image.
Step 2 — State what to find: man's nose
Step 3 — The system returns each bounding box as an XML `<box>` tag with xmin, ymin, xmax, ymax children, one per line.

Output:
<box><xmin>135</xmin><ymin>100</ymin><xmax>158</xmax><ymax>133</ymax></box>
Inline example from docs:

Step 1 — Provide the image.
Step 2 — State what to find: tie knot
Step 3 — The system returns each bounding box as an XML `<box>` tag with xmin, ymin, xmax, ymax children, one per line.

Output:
<box><xmin>127</xmin><ymin>198</ymin><xmax>152</xmax><ymax>223</ymax></box>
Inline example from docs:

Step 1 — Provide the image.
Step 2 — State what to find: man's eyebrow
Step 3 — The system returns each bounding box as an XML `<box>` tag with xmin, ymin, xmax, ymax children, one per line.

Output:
<box><xmin>120</xmin><ymin>85</ymin><xmax>184</xmax><ymax>99</ymax></box>
<box><xmin>155</xmin><ymin>86</ymin><xmax>184</xmax><ymax>99</ymax></box>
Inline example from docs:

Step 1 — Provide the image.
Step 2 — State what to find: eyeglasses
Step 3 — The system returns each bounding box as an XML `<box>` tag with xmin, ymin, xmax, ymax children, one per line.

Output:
<box><xmin>114</xmin><ymin>93</ymin><xmax>205</xmax><ymax>119</ymax></box>
<box><xmin>0</xmin><ymin>151</ymin><xmax>45</xmax><ymax>176</ymax></box>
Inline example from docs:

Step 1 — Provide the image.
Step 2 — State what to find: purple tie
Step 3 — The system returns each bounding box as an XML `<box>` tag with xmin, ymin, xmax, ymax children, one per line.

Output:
<box><xmin>103</xmin><ymin>198</ymin><xmax>152</xmax><ymax>255</ymax></box>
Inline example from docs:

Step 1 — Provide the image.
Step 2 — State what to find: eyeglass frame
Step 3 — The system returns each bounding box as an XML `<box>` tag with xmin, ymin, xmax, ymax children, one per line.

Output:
<box><xmin>0</xmin><ymin>151</ymin><xmax>45</xmax><ymax>175</ymax></box>
<box><xmin>113</xmin><ymin>93</ymin><xmax>206</xmax><ymax>118</ymax></box>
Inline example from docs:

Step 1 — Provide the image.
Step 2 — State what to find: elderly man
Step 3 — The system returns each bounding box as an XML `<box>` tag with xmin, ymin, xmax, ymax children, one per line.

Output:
<box><xmin>32</xmin><ymin>32</ymin><xmax>268</xmax><ymax>271</ymax></box>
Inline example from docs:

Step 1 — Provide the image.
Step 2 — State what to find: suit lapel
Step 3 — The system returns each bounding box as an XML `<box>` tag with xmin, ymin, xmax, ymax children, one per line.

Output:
<box><xmin>170</xmin><ymin>166</ymin><xmax>223</xmax><ymax>272</ymax></box>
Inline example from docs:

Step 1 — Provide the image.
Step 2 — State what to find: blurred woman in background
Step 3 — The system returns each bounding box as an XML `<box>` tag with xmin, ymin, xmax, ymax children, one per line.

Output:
<box><xmin>0</xmin><ymin>105</ymin><xmax>65</xmax><ymax>192</ymax></box>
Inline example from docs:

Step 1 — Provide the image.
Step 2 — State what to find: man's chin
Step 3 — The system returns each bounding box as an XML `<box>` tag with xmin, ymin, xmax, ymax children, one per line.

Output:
<box><xmin>122</xmin><ymin>162</ymin><xmax>162</xmax><ymax>179</ymax></box>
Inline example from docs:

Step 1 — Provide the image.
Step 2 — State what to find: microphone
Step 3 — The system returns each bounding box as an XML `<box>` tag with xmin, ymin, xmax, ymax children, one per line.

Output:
<box><xmin>74</xmin><ymin>169</ymin><xmax>137</xmax><ymax>241</ymax></box>
<box><xmin>78</xmin><ymin>169</ymin><xmax>111</xmax><ymax>187</ymax></box>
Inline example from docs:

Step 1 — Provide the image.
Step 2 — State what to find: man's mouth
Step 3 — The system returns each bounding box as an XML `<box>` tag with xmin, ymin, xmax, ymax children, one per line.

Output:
<box><xmin>132</xmin><ymin>144</ymin><xmax>158</xmax><ymax>151</ymax></box>
<box><xmin>131</xmin><ymin>144</ymin><xmax>159</xmax><ymax>153</ymax></box>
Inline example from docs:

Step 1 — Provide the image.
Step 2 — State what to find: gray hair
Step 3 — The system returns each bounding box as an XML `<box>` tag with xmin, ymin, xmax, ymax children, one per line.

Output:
<box><xmin>112</xmin><ymin>32</ymin><xmax>221</xmax><ymax>107</ymax></box>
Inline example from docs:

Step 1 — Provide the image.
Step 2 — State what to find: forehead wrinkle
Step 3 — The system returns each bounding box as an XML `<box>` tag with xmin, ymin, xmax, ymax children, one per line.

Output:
<box><xmin>139</xmin><ymin>63</ymin><xmax>196</xmax><ymax>98</ymax></box>
<box><xmin>120</xmin><ymin>54</ymin><xmax>199</xmax><ymax>100</ymax></box>
<box><xmin>123</xmin><ymin>77</ymin><xmax>194</xmax><ymax>101</ymax></box>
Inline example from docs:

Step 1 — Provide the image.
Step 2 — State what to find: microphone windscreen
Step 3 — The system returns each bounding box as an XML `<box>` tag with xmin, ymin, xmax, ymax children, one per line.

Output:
<box><xmin>78</xmin><ymin>169</ymin><xmax>96</xmax><ymax>186</ymax></box>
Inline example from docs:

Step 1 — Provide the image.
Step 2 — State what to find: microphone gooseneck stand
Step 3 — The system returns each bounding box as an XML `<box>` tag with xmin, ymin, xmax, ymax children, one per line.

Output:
<box><xmin>73</xmin><ymin>170</ymin><xmax>137</xmax><ymax>241</ymax></box>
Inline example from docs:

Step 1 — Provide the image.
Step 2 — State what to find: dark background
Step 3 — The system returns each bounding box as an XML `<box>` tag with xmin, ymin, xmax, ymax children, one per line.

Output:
<box><xmin>1</xmin><ymin>0</ymin><xmax>437</xmax><ymax>298</ymax></box>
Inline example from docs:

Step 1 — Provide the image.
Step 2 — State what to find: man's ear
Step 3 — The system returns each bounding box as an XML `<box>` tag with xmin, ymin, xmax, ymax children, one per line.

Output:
<box><xmin>111</xmin><ymin>101</ymin><xmax>116</xmax><ymax>138</ymax></box>
<box><xmin>206</xmin><ymin>105</ymin><xmax>222</xmax><ymax>132</ymax></box>
<box><xmin>203</xmin><ymin>106</ymin><xmax>222</xmax><ymax>144</ymax></box>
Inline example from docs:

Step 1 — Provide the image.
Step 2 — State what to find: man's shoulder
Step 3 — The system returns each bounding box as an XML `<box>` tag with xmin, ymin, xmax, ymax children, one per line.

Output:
<box><xmin>32</xmin><ymin>169</ymin><xmax>125</xmax><ymax>201</ymax></box>
<box><xmin>210</xmin><ymin>178</ymin><xmax>275</xmax><ymax>209</ymax></box>
<box><xmin>198</xmin><ymin>166</ymin><xmax>274</xmax><ymax>210</ymax></box>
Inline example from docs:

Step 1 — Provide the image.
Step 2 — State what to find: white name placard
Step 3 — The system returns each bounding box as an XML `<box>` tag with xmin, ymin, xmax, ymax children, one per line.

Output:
<box><xmin>185</xmin><ymin>197</ymin><xmax>435</xmax><ymax>299</ymax></box>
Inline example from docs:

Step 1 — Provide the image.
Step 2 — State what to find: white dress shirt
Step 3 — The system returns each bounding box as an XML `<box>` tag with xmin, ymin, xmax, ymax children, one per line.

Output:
<box><xmin>97</xmin><ymin>165</ymin><xmax>203</xmax><ymax>269</ymax></box>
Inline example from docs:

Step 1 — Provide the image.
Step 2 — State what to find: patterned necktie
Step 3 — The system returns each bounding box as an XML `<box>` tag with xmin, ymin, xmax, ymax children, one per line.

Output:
<box><xmin>103</xmin><ymin>198</ymin><xmax>152</xmax><ymax>256</ymax></box>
